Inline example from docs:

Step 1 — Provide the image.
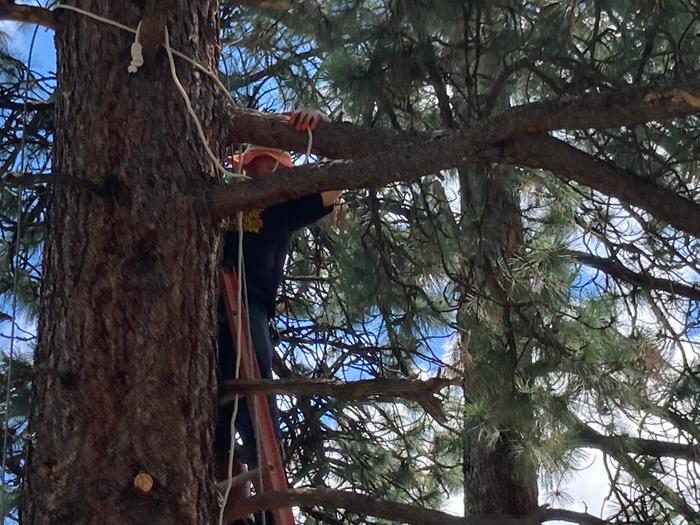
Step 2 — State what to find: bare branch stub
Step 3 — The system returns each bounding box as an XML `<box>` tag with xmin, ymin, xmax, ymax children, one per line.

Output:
<box><xmin>0</xmin><ymin>1</ymin><xmax>56</xmax><ymax>29</ymax></box>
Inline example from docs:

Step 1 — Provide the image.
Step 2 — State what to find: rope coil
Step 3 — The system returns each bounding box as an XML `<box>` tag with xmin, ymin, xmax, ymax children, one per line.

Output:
<box><xmin>127</xmin><ymin>21</ymin><xmax>144</xmax><ymax>74</ymax></box>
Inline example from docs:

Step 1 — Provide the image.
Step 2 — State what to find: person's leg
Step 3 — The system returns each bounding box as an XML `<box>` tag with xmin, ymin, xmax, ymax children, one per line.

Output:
<box><xmin>246</xmin><ymin>303</ymin><xmax>282</xmax><ymax>443</ymax></box>
<box><xmin>236</xmin><ymin>303</ymin><xmax>280</xmax><ymax>525</ymax></box>
<box><xmin>215</xmin><ymin>299</ymin><xmax>257</xmax><ymax>466</ymax></box>
<box><xmin>217</xmin><ymin>299</ymin><xmax>281</xmax><ymax>467</ymax></box>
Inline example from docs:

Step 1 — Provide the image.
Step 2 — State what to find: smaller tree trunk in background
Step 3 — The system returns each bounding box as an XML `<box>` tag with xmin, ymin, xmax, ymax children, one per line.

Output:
<box><xmin>460</xmin><ymin>167</ymin><xmax>537</xmax><ymax>516</ymax></box>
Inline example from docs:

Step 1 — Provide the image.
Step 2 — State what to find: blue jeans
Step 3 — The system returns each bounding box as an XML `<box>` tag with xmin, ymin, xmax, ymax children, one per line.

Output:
<box><xmin>216</xmin><ymin>300</ymin><xmax>281</xmax><ymax>466</ymax></box>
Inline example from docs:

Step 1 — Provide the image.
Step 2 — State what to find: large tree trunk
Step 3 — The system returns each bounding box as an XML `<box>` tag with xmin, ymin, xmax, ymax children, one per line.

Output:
<box><xmin>23</xmin><ymin>2</ymin><xmax>221</xmax><ymax>523</ymax></box>
<box><xmin>459</xmin><ymin>167</ymin><xmax>538</xmax><ymax>516</ymax></box>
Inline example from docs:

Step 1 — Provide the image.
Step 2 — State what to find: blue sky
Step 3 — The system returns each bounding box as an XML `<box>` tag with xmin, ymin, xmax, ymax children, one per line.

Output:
<box><xmin>2</xmin><ymin>22</ymin><xmax>54</xmax><ymax>73</ymax></box>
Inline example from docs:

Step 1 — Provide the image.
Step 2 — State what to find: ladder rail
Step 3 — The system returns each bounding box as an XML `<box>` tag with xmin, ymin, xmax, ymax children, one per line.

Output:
<box><xmin>221</xmin><ymin>271</ymin><xmax>295</xmax><ymax>525</ymax></box>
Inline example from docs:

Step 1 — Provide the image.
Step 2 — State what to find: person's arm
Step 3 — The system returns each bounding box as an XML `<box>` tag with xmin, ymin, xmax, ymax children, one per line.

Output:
<box><xmin>284</xmin><ymin>194</ymin><xmax>334</xmax><ymax>232</ymax></box>
<box><xmin>288</xmin><ymin>108</ymin><xmax>341</xmax><ymax>208</ymax></box>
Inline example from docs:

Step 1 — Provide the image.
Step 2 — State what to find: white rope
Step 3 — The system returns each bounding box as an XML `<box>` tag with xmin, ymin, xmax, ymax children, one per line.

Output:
<box><xmin>271</xmin><ymin>149</ymin><xmax>285</xmax><ymax>173</ymax></box>
<box><xmin>0</xmin><ymin>24</ymin><xmax>39</xmax><ymax>520</ymax></box>
<box><xmin>217</xmin><ymin>207</ymin><xmax>245</xmax><ymax>525</ymax></box>
<box><xmin>127</xmin><ymin>21</ymin><xmax>144</xmax><ymax>74</ymax></box>
<box><xmin>217</xmin><ymin>144</ymin><xmax>251</xmax><ymax>522</ymax></box>
<box><xmin>163</xmin><ymin>27</ymin><xmax>246</xmax><ymax>181</ymax></box>
<box><xmin>272</xmin><ymin>126</ymin><xmax>312</xmax><ymax>172</ymax></box>
<box><xmin>305</xmin><ymin>127</ymin><xmax>314</xmax><ymax>164</ymax></box>
<box><xmin>54</xmin><ymin>4</ymin><xmax>133</xmax><ymax>32</ymax></box>
<box><xmin>53</xmin><ymin>4</ymin><xmax>247</xmax><ymax>180</ymax></box>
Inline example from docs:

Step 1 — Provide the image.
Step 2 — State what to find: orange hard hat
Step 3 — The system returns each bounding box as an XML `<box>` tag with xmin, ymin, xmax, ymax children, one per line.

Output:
<box><xmin>227</xmin><ymin>146</ymin><xmax>293</xmax><ymax>172</ymax></box>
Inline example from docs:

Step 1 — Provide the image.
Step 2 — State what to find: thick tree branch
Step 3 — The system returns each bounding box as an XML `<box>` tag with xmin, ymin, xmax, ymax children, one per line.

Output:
<box><xmin>215</xmin><ymin>83</ymin><xmax>700</xmax><ymax>237</ymax></box>
<box><xmin>491</xmin><ymin>136</ymin><xmax>700</xmax><ymax>237</ymax></box>
<box><xmin>563</xmin><ymin>411</ymin><xmax>700</xmax><ymax>522</ymax></box>
<box><xmin>569</xmin><ymin>251</ymin><xmax>700</xmax><ymax>301</ymax></box>
<box><xmin>223</xmin><ymin>104</ymin><xmax>434</xmax><ymax>159</ymax></box>
<box><xmin>594</xmin><ymin>445</ymin><xmax>699</xmax><ymax>521</ymax></box>
<box><xmin>222</xmin><ymin>81</ymin><xmax>700</xmax><ymax>159</ymax></box>
<box><xmin>0</xmin><ymin>1</ymin><xmax>55</xmax><ymax>29</ymax></box>
<box><xmin>224</xmin><ymin>487</ymin><xmax>536</xmax><ymax>525</ymax></box>
<box><xmin>221</xmin><ymin>377</ymin><xmax>456</xmax><ymax>422</ymax></box>
<box><xmin>208</xmin><ymin>131</ymin><xmax>700</xmax><ymax>238</ymax></box>
<box><xmin>576</xmin><ymin>424</ymin><xmax>700</xmax><ymax>464</ymax></box>
<box><xmin>208</xmin><ymin>131</ymin><xmax>480</xmax><ymax>216</ymax></box>
<box><xmin>498</xmin><ymin>81</ymin><xmax>700</xmax><ymax>136</ymax></box>
<box><xmin>224</xmin><ymin>487</ymin><xmax>611</xmax><ymax>525</ymax></box>
<box><xmin>4</xmin><ymin>172</ymin><xmax>104</xmax><ymax>192</ymax></box>
<box><xmin>222</xmin><ymin>377</ymin><xmax>455</xmax><ymax>398</ymax></box>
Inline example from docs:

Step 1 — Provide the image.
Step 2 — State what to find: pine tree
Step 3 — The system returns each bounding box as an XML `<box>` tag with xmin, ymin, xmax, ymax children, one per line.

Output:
<box><xmin>0</xmin><ymin>1</ymin><xmax>698</xmax><ymax>524</ymax></box>
<box><xmin>223</xmin><ymin>1</ymin><xmax>700</xmax><ymax>522</ymax></box>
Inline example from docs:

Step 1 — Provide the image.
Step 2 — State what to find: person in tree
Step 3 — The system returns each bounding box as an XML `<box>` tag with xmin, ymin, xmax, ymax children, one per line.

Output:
<box><xmin>215</xmin><ymin>109</ymin><xmax>341</xmax><ymax>485</ymax></box>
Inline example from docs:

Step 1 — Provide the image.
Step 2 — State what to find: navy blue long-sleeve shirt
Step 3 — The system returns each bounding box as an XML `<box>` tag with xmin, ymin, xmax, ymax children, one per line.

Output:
<box><xmin>222</xmin><ymin>193</ymin><xmax>332</xmax><ymax>317</ymax></box>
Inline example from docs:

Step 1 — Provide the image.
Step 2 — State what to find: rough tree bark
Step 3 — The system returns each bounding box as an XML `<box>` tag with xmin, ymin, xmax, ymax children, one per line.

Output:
<box><xmin>23</xmin><ymin>2</ymin><xmax>221</xmax><ymax>523</ymax></box>
<box><xmin>459</xmin><ymin>167</ymin><xmax>538</xmax><ymax>516</ymax></box>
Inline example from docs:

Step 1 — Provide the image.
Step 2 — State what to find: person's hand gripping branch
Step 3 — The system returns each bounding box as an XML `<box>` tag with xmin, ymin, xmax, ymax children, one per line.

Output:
<box><xmin>288</xmin><ymin>107</ymin><xmax>327</xmax><ymax>132</ymax></box>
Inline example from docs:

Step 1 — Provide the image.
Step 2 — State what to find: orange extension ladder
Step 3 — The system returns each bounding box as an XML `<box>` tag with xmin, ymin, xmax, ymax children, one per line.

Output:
<box><xmin>221</xmin><ymin>271</ymin><xmax>295</xmax><ymax>525</ymax></box>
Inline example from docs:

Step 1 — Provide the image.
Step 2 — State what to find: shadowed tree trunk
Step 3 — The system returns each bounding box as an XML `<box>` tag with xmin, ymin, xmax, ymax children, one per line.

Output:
<box><xmin>23</xmin><ymin>2</ymin><xmax>222</xmax><ymax>523</ymax></box>
<box><xmin>455</xmin><ymin>9</ymin><xmax>538</xmax><ymax>507</ymax></box>
<box><xmin>459</xmin><ymin>167</ymin><xmax>538</xmax><ymax>516</ymax></box>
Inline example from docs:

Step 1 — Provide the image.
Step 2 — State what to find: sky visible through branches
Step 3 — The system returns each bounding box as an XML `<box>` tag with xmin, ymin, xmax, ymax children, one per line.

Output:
<box><xmin>1</xmin><ymin>2</ymin><xmax>700</xmax><ymax>524</ymax></box>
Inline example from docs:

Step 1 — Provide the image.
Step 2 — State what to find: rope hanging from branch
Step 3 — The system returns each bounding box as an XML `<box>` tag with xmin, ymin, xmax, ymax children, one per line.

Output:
<box><xmin>218</xmin><ymin>143</ymin><xmax>257</xmax><ymax>524</ymax></box>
